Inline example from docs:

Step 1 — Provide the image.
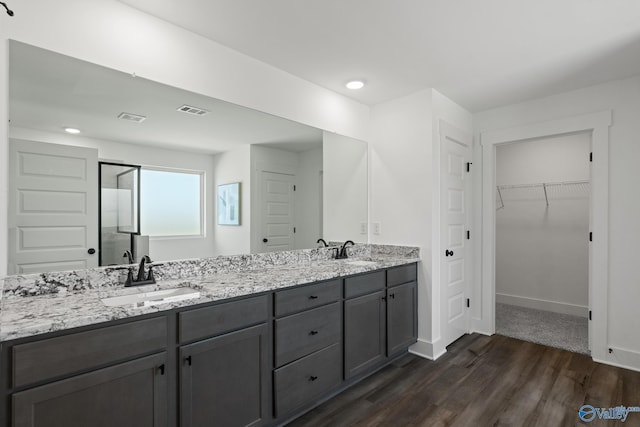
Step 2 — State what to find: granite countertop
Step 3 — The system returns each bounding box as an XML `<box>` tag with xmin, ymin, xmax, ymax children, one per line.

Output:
<box><xmin>0</xmin><ymin>255</ymin><xmax>419</xmax><ymax>342</ymax></box>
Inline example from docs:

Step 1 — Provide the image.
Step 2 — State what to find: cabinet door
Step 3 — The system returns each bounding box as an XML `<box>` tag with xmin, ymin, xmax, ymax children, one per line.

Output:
<box><xmin>13</xmin><ymin>352</ymin><xmax>167</xmax><ymax>427</ymax></box>
<box><xmin>344</xmin><ymin>291</ymin><xmax>386</xmax><ymax>379</ymax></box>
<box><xmin>180</xmin><ymin>323</ymin><xmax>270</xmax><ymax>427</ymax></box>
<box><xmin>387</xmin><ymin>281</ymin><xmax>418</xmax><ymax>356</ymax></box>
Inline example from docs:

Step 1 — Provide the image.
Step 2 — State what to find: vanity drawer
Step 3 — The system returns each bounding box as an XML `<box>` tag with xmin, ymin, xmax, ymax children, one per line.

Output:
<box><xmin>274</xmin><ymin>342</ymin><xmax>342</xmax><ymax>417</ymax></box>
<box><xmin>344</xmin><ymin>270</ymin><xmax>385</xmax><ymax>299</ymax></box>
<box><xmin>179</xmin><ymin>295</ymin><xmax>269</xmax><ymax>344</ymax></box>
<box><xmin>387</xmin><ymin>263</ymin><xmax>417</xmax><ymax>287</ymax></box>
<box><xmin>274</xmin><ymin>279</ymin><xmax>341</xmax><ymax>317</ymax></box>
<box><xmin>275</xmin><ymin>302</ymin><xmax>341</xmax><ymax>367</ymax></box>
<box><xmin>12</xmin><ymin>316</ymin><xmax>167</xmax><ymax>388</ymax></box>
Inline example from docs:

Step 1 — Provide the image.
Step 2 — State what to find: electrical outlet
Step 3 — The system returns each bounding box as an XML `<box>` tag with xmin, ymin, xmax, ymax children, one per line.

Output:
<box><xmin>360</xmin><ymin>222</ymin><xmax>368</xmax><ymax>234</ymax></box>
<box><xmin>372</xmin><ymin>222</ymin><xmax>381</xmax><ymax>235</ymax></box>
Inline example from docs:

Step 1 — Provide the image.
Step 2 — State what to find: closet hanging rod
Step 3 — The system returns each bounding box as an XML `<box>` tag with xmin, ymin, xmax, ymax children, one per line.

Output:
<box><xmin>497</xmin><ymin>180</ymin><xmax>589</xmax><ymax>190</ymax></box>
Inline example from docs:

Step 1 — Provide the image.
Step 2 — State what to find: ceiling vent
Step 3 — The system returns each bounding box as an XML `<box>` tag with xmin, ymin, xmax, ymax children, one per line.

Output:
<box><xmin>117</xmin><ymin>112</ymin><xmax>146</xmax><ymax>123</ymax></box>
<box><xmin>177</xmin><ymin>104</ymin><xmax>210</xmax><ymax>116</ymax></box>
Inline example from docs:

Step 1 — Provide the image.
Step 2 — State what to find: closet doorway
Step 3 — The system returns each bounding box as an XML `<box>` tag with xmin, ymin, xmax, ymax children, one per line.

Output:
<box><xmin>494</xmin><ymin>132</ymin><xmax>590</xmax><ymax>354</ymax></box>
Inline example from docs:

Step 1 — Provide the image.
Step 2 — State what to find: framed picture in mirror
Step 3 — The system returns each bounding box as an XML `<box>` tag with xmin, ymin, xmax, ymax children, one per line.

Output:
<box><xmin>217</xmin><ymin>182</ymin><xmax>241</xmax><ymax>225</ymax></box>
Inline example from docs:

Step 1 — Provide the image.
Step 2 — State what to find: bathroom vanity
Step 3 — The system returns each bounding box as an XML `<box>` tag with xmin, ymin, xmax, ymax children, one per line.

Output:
<box><xmin>0</xmin><ymin>246</ymin><xmax>419</xmax><ymax>427</ymax></box>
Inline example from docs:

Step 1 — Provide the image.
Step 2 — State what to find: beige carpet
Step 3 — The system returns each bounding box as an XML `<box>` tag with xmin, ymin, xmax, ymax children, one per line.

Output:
<box><xmin>495</xmin><ymin>303</ymin><xmax>589</xmax><ymax>355</ymax></box>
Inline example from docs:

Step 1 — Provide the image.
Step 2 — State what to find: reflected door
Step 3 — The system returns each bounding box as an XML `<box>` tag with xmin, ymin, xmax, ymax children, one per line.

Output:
<box><xmin>440</xmin><ymin>121</ymin><xmax>472</xmax><ymax>346</ymax></box>
<box><xmin>260</xmin><ymin>171</ymin><xmax>294</xmax><ymax>252</ymax></box>
<box><xmin>8</xmin><ymin>140</ymin><xmax>99</xmax><ymax>274</ymax></box>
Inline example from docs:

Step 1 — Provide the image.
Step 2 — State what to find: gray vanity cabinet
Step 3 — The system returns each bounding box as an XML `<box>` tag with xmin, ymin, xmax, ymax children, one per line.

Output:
<box><xmin>9</xmin><ymin>316</ymin><xmax>169</xmax><ymax>427</ymax></box>
<box><xmin>344</xmin><ymin>272</ymin><xmax>387</xmax><ymax>379</ymax></box>
<box><xmin>178</xmin><ymin>295</ymin><xmax>271</xmax><ymax>427</ymax></box>
<box><xmin>272</xmin><ymin>280</ymin><xmax>343</xmax><ymax>418</ymax></box>
<box><xmin>179</xmin><ymin>324</ymin><xmax>270</xmax><ymax>427</ymax></box>
<box><xmin>12</xmin><ymin>352</ymin><xmax>168</xmax><ymax>427</ymax></box>
<box><xmin>386</xmin><ymin>264</ymin><xmax>418</xmax><ymax>356</ymax></box>
<box><xmin>387</xmin><ymin>280</ymin><xmax>418</xmax><ymax>356</ymax></box>
<box><xmin>344</xmin><ymin>265</ymin><xmax>418</xmax><ymax>379</ymax></box>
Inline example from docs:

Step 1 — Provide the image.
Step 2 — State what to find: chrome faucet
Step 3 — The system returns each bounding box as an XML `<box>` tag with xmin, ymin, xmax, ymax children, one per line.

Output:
<box><xmin>335</xmin><ymin>240</ymin><xmax>355</xmax><ymax>259</ymax></box>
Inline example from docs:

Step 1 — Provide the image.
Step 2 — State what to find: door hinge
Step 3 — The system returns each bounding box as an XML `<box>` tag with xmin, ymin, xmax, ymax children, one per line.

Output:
<box><xmin>466</xmin><ymin>298</ymin><xmax>470</xmax><ymax>308</ymax></box>
<box><xmin>590</xmin><ymin>152</ymin><xmax>593</xmax><ymax>162</ymax></box>
<box><xmin>589</xmin><ymin>310</ymin><xmax>592</xmax><ymax>321</ymax></box>
<box><xmin>589</xmin><ymin>232</ymin><xmax>592</xmax><ymax>242</ymax></box>
<box><xmin>466</xmin><ymin>162</ymin><xmax>472</xmax><ymax>172</ymax></box>
<box><xmin>466</xmin><ymin>230</ymin><xmax>470</xmax><ymax>240</ymax></box>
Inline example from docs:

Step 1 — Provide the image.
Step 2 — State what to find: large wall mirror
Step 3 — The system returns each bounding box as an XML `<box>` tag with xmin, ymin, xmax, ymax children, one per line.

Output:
<box><xmin>6</xmin><ymin>40</ymin><xmax>368</xmax><ymax>275</ymax></box>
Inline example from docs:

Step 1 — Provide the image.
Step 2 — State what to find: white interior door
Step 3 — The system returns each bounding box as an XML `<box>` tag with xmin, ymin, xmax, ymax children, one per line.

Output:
<box><xmin>440</xmin><ymin>122</ymin><xmax>472</xmax><ymax>346</ymax></box>
<box><xmin>8</xmin><ymin>140</ymin><xmax>99</xmax><ymax>274</ymax></box>
<box><xmin>260</xmin><ymin>171</ymin><xmax>294</xmax><ymax>252</ymax></box>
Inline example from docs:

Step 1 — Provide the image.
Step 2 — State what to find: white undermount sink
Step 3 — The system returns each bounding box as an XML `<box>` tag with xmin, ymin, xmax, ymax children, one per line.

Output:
<box><xmin>344</xmin><ymin>260</ymin><xmax>378</xmax><ymax>267</ymax></box>
<box><xmin>101</xmin><ymin>287</ymin><xmax>201</xmax><ymax>308</ymax></box>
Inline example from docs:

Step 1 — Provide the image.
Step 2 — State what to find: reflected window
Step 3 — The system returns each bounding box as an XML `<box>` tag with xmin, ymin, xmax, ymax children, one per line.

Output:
<box><xmin>141</xmin><ymin>168</ymin><xmax>204</xmax><ymax>237</ymax></box>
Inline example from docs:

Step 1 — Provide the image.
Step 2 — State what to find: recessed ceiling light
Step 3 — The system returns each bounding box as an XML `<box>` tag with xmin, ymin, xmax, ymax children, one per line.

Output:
<box><xmin>64</xmin><ymin>127</ymin><xmax>81</xmax><ymax>134</ymax></box>
<box><xmin>346</xmin><ymin>80</ymin><xmax>365</xmax><ymax>90</ymax></box>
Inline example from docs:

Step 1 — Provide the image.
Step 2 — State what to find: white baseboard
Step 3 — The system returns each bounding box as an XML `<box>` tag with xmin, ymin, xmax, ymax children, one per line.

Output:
<box><xmin>594</xmin><ymin>346</ymin><xmax>640</xmax><ymax>373</ymax></box>
<box><xmin>409</xmin><ymin>338</ymin><xmax>447</xmax><ymax>360</ymax></box>
<box><xmin>496</xmin><ymin>293</ymin><xmax>588</xmax><ymax>317</ymax></box>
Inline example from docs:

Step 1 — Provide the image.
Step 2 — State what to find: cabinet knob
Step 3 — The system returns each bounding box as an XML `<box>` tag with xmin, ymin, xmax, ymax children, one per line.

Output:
<box><xmin>87</xmin><ymin>248</ymin><xmax>96</xmax><ymax>255</ymax></box>
<box><xmin>263</xmin><ymin>238</ymin><xmax>268</xmax><ymax>243</ymax></box>
<box><xmin>445</xmin><ymin>249</ymin><xmax>454</xmax><ymax>257</ymax></box>
<box><xmin>309</xmin><ymin>375</ymin><xmax>318</xmax><ymax>381</ymax></box>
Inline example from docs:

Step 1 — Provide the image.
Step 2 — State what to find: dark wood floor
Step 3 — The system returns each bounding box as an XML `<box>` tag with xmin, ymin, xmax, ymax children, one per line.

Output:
<box><xmin>287</xmin><ymin>334</ymin><xmax>640</xmax><ymax>427</ymax></box>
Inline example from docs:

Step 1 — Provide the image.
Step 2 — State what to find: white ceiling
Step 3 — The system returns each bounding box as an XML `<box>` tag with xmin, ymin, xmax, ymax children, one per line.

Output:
<box><xmin>117</xmin><ymin>0</ymin><xmax>640</xmax><ymax>111</ymax></box>
<box><xmin>9</xmin><ymin>41</ymin><xmax>323</xmax><ymax>154</ymax></box>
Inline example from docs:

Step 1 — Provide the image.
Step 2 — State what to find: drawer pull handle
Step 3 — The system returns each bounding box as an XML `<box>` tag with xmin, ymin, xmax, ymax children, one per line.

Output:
<box><xmin>309</xmin><ymin>375</ymin><xmax>318</xmax><ymax>381</ymax></box>
<box><xmin>309</xmin><ymin>295</ymin><xmax>319</xmax><ymax>299</ymax></box>
<box><xmin>390</xmin><ymin>293</ymin><xmax>395</xmax><ymax>299</ymax></box>
<box><xmin>158</xmin><ymin>364</ymin><xmax>165</xmax><ymax>376</ymax></box>
<box><xmin>185</xmin><ymin>355</ymin><xmax>192</xmax><ymax>366</ymax></box>
<box><xmin>309</xmin><ymin>330</ymin><xmax>319</xmax><ymax>335</ymax></box>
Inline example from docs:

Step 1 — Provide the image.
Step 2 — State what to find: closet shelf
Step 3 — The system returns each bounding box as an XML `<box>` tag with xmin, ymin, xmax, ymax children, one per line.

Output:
<box><xmin>496</xmin><ymin>180</ymin><xmax>589</xmax><ymax>209</ymax></box>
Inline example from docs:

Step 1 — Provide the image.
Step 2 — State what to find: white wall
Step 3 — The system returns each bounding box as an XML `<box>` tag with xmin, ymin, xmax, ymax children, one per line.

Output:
<box><xmin>370</xmin><ymin>90</ymin><xmax>435</xmax><ymax>355</ymax></box>
<box><xmin>295</xmin><ymin>147</ymin><xmax>323</xmax><ymax>249</ymax></box>
<box><xmin>9</xmin><ymin>127</ymin><xmax>216</xmax><ymax>262</ymax></box>
<box><xmin>212</xmin><ymin>145</ymin><xmax>251</xmax><ymax>255</ymax></box>
<box><xmin>322</xmin><ymin>132</ymin><xmax>368</xmax><ymax>243</ymax></box>
<box><xmin>0</xmin><ymin>0</ymin><xmax>370</xmax><ymax>277</ymax></box>
<box><xmin>475</xmin><ymin>75</ymin><xmax>640</xmax><ymax>370</ymax></box>
<box><xmin>496</xmin><ymin>133</ymin><xmax>590</xmax><ymax>316</ymax></box>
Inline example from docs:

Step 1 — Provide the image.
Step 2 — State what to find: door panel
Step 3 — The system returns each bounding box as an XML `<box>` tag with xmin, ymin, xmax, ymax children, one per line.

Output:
<box><xmin>440</xmin><ymin>121</ymin><xmax>472</xmax><ymax>347</ymax></box>
<box><xmin>260</xmin><ymin>171</ymin><xmax>294</xmax><ymax>252</ymax></box>
<box><xmin>8</xmin><ymin>140</ymin><xmax>99</xmax><ymax>274</ymax></box>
